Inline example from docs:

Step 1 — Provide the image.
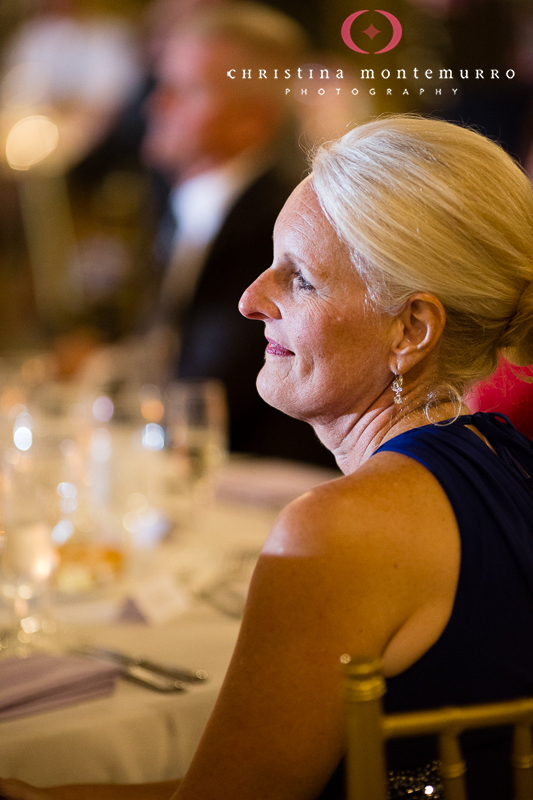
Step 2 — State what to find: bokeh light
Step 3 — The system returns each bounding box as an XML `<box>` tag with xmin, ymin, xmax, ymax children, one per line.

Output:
<box><xmin>6</xmin><ymin>114</ymin><xmax>59</xmax><ymax>170</ymax></box>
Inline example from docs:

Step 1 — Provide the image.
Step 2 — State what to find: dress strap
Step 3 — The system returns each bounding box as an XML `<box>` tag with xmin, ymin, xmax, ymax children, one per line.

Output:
<box><xmin>467</xmin><ymin>412</ymin><xmax>533</xmax><ymax>491</ymax></box>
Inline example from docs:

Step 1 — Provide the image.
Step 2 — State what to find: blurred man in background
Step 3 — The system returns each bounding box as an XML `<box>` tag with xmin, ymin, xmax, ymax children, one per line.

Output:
<box><xmin>80</xmin><ymin>2</ymin><xmax>334</xmax><ymax>466</ymax></box>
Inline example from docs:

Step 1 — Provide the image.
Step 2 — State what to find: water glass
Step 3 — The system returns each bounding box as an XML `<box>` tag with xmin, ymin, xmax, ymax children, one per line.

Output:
<box><xmin>164</xmin><ymin>379</ymin><xmax>228</xmax><ymax>500</ymax></box>
<box><xmin>0</xmin><ymin>425</ymin><xmax>60</xmax><ymax>655</ymax></box>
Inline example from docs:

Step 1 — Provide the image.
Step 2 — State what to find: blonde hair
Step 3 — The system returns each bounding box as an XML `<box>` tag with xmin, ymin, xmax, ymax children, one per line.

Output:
<box><xmin>311</xmin><ymin>115</ymin><xmax>533</xmax><ymax>399</ymax></box>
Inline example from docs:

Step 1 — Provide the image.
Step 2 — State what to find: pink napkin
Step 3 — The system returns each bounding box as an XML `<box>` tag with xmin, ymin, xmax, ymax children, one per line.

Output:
<box><xmin>0</xmin><ymin>654</ymin><xmax>122</xmax><ymax>721</ymax></box>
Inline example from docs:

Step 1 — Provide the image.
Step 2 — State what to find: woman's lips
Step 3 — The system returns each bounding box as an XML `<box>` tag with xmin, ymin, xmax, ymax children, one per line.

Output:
<box><xmin>265</xmin><ymin>337</ymin><xmax>294</xmax><ymax>356</ymax></box>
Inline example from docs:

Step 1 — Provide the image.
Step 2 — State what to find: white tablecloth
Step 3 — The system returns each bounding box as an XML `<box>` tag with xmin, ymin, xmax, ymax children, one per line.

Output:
<box><xmin>0</xmin><ymin>501</ymin><xmax>279</xmax><ymax>787</ymax></box>
<box><xmin>0</xmin><ymin>606</ymin><xmax>240</xmax><ymax>786</ymax></box>
<box><xmin>0</xmin><ymin>458</ymin><xmax>338</xmax><ymax>787</ymax></box>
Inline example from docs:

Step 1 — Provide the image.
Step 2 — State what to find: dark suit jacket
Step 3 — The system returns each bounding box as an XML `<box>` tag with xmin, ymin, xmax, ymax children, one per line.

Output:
<box><xmin>175</xmin><ymin>167</ymin><xmax>335</xmax><ymax>467</ymax></box>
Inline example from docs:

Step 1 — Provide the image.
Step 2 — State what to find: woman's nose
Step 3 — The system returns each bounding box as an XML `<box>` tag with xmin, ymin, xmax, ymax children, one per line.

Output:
<box><xmin>239</xmin><ymin>270</ymin><xmax>281</xmax><ymax>321</ymax></box>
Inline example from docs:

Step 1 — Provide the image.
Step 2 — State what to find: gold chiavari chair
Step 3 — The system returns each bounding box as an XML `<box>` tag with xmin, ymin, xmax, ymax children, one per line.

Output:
<box><xmin>342</xmin><ymin>656</ymin><xmax>533</xmax><ymax>800</ymax></box>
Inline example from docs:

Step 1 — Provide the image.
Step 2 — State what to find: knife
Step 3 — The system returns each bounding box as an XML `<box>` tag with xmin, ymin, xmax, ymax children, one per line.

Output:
<box><xmin>77</xmin><ymin>646</ymin><xmax>208</xmax><ymax>684</ymax></box>
<box><xmin>122</xmin><ymin>664</ymin><xmax>189</xmax><ymax>693</ymax></box>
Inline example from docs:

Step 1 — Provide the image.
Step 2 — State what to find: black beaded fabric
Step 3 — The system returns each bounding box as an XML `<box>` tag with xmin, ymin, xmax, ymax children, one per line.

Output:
<box><xmin>388</xmin><ymin>760</ymin><xmax>443</xmax><ymax>799</ymax></box>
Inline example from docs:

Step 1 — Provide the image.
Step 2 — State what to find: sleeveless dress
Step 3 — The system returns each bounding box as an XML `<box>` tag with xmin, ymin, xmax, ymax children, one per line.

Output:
<box><xmin>317</xmin><ymin>412</ymin><xmax>533</xmax><ymax>800</ymax></box>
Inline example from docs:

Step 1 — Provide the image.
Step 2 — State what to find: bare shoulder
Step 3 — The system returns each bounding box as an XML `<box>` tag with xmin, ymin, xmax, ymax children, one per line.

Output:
<box><xmin>262</xmin><ymin>449</ymin><xmax>458</xmax><ymax>561</ymax></box>
<box><xmin>252</xmin><ymin>449</ymin><xmax>461</xmax><ymax>674</ymax></box>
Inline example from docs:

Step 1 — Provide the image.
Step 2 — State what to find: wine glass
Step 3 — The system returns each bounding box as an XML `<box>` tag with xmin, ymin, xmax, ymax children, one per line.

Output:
<box><xmin>164</xmin><ymin>379</ymin><xmax>228</xmax><ymax>505</ymax></box>
<box><xmin>0</xmin><ymin>410</ymin><xmax>60</xmax><ymax>657</ymax></box>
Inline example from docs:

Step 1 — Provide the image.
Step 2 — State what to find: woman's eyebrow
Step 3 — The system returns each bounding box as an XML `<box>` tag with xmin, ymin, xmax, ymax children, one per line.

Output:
<box><xmin>270</xmin><ymin>252</ymin><xmax>304</xmax><ymax>270</ymax></box>
<box><xmin>282</xmin><ymin>252</ymin><xmax>305</xmax><ymax>266</ymax></box>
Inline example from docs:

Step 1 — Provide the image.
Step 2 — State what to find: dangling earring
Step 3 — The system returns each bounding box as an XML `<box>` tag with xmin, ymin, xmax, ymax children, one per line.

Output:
<box><xmin>392</xmin><ymin>373</ymin><xmax>403</xmax><ymax>405</ymax></box>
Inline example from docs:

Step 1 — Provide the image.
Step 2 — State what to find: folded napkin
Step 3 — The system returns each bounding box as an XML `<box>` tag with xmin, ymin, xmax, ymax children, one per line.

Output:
<box><xmin>0</xmin><ymin>654</ymin><xmax>122</xmax><ymax>721</ymax></box>
<box><xmin>216</xmin><ymin>457</ymin><xmax>340</xmax><ymax>508</ymax></box>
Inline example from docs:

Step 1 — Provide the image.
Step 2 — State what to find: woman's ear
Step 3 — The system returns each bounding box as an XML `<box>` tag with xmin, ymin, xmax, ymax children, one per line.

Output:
<box><xmin>389</xmin><ymin>293</ymin><xmax>446</xmax><ymax>374</ymax></box>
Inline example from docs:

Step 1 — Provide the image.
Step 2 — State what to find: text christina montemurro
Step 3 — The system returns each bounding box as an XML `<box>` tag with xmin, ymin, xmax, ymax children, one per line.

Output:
<box><xmin>226</xmin><ymin>67</ymin><xmax>516</xmax><ymax>81</ymax></box>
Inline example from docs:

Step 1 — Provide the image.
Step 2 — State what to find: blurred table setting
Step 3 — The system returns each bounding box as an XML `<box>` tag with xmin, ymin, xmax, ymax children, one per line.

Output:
<box><xmin>0</xmin><ymin>361</ymin><xmax>337</xmax><ymax>786</ymax></box>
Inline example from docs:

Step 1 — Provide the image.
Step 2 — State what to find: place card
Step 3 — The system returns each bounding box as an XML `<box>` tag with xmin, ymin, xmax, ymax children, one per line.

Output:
<box><xmin>125</xmin><ymin>574</ymin><xmax>191</xmax><ymax>625</ymax></box>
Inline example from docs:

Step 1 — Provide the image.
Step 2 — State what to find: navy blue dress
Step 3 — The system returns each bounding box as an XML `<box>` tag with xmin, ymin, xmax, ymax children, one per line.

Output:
<box><xmin>318</xmin><ymin>413</ymin><xmax>533</xmax><ymax>800</ymax></box>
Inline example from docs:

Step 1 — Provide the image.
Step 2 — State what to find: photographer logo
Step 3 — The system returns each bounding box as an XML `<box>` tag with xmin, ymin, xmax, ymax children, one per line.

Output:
<box><xmin>342</xmin><ymin>10</ymin><xmax>403</xmax><ymax>54</ymax></box>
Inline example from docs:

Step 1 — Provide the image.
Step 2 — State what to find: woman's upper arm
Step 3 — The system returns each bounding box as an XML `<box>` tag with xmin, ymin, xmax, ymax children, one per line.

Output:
<box><xmin>175</xmin><ymin>525</ymin><xmax>350</xmax><ymax>798</ymax></box>
<box><xmin>174</xmin><ymin>457</ymin><xmax>459</xmax><ymax>800</ymax></box>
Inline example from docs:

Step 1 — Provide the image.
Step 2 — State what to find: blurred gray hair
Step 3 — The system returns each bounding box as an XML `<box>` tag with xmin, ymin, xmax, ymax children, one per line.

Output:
<box><xmin>179</xmin><ymin>2</ymin><xmax>309</xmax><ymax>66</ymax></box>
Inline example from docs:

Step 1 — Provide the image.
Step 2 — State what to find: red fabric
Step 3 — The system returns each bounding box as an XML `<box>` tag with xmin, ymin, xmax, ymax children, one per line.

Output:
<box><xmin>468</xmin><ymin>360</ymin><xmax>533</xmax><ymax>440</ymax></box>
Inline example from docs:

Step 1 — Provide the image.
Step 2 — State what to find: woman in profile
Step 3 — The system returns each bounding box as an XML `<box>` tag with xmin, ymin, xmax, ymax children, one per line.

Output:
<box><xmin>2</xmin><ymin>115</ymin><xmax>533</xmax><ymax>800</ymax></box>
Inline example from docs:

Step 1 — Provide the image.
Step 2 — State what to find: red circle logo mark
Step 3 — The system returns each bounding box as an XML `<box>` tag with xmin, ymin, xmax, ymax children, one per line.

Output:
<box><xmin>341</xmin><ymin>10</ymin><xmax>403</xmax><ymax>54</ymax></box>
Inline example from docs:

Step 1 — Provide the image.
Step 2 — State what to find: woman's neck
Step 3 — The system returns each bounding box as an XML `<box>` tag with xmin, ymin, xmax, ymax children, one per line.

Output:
<box><xmin>313</xmin><ymin>393</ymin><xmax>467</xmax><ymax>475</ymax></box>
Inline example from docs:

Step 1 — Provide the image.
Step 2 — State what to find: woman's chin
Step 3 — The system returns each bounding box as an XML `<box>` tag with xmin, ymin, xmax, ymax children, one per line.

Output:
<box><xmin>256</xmin><ymin>371</ymin><xmax>300</xmax><ymax>419</ymax></box>
<box><xmin>256</xmin><ymin>379</ymin><xmax>282</xmax><ymax>412</ymax></box>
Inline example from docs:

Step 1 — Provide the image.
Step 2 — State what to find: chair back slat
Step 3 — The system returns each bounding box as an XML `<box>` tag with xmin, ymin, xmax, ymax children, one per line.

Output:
<box><xmin>513</xmin><ymin>723</ymin><xmax>533</xmax><ymax>800</ymax></box>
<box><xmin>343</xmin><ymin>657</ymin><xmax>387</xmax><ymax>800</ymax></box>
<box><xmin>438</xmin><ymin>731</ymin><xmax>467</xmax><ymax>800</ymax></box>
<box><xmin>343</xmin><ymin>658</ymin><xmax>533</xmax><ymax>800</ymax></box>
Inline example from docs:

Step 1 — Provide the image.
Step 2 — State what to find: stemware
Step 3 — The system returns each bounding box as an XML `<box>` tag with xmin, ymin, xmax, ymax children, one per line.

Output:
<box><xmin>164</xmin><ymin>379</ymin><xmax>228</xmax><ymax>504</ymax></box>
<box><xmin>0</xmin><ymin>409</ymin><xmax>60</xmax><ymax>656</ymax></box>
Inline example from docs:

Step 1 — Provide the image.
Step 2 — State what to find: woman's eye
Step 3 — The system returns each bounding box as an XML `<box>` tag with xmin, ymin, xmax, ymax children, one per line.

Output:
<box><xmin>294</xmin><ymin>272</ymin><xmax>314</xmax><ymax>291</ymax></box>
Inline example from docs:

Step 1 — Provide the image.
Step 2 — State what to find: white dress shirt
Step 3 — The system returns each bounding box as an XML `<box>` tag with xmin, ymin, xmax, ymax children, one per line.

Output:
<box><xmin>79</xmin><ymin>152</ymin><xmax>271</xmax><ymax>388</ymax></box>
<box><xmin>158</xmin><ymin>152</ymin><xmax>270</xmax><ymax>316</ymax></box>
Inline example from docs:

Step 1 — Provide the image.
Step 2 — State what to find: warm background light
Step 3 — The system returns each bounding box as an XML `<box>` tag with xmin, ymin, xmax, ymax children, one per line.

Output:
<box><xmin>6</xmin><ymin>114</ymin><xmax>59</xmax><ymax>170</ymax></box>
